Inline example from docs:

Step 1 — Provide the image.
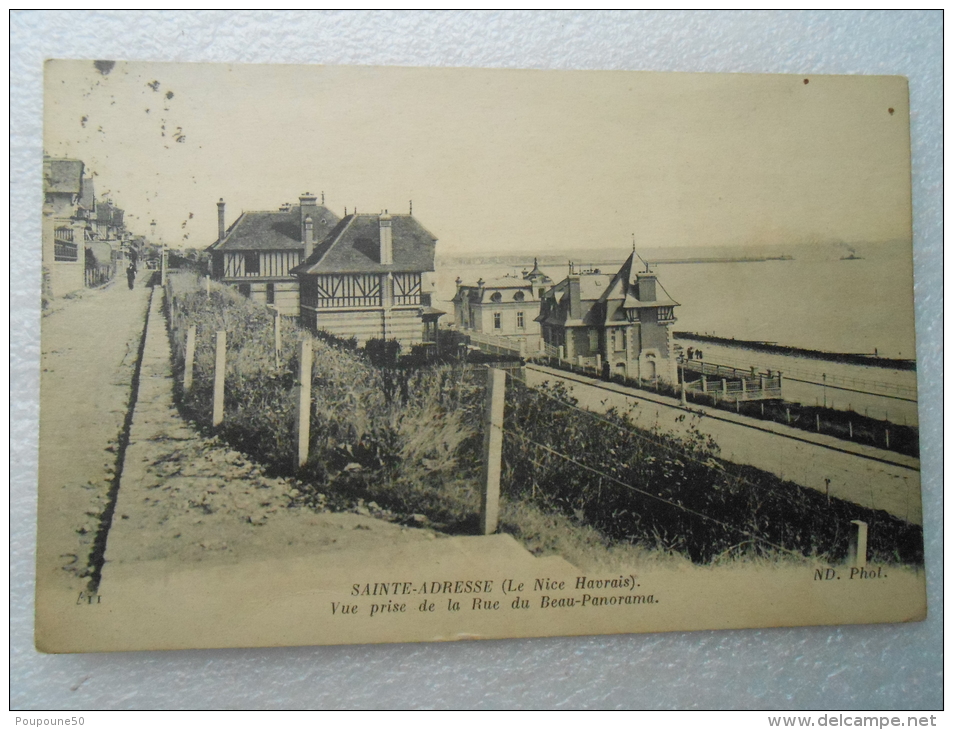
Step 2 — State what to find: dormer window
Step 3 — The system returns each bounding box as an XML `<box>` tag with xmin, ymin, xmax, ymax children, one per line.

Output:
<box><xmin>513</xmin><ymin>290</ymin><xmax>525</xmax><ymax>302</ymax></box>
<box><xmin>625</xmin><ymin>308</ymin><xmax>640</xmax><ymax>323</ymax></box>
<box><xmin>658</xmin><ymin>306</ymin><xmax>675</xmax><ymax>322</ymax></box>
<box><xmin>490</xmin><ymin>291</ymin><xmax>502</xmax><ymax>303</ymax></box>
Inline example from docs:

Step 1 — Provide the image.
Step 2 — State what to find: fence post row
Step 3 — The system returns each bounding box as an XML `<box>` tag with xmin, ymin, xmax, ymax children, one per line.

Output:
<box><xmin>183</xmin><ymin>324</ymin><xmax>196</xmax><ymax>393</ymax></box>
<box><xmin>212</xmin><ymin>331</ymin><xmax>227</xmax><ymax>427</ymax></box>
<box><xmin>295</xmin><ymin>338</ymin><xmax>313</xmax><ymax>469</ymax></box>
<box><xmin>480</xmin><ymin>367</ymin><xmax>506</xmax><ymax>535</ymax></box>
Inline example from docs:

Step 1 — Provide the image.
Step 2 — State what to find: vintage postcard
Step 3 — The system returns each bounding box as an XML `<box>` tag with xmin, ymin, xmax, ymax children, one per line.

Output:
<box><xmin>37</xmin><ymin>61</ymin><xmax>924</xmax><ymax>652</ymax></box>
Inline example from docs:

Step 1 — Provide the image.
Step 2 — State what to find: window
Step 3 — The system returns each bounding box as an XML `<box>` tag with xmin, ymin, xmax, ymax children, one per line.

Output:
<box><xmin>517</xmin><ymin>311</ymin><xmax>525</xmax><ymax>329</ymax></box>
<box><xmin>513</xmin><ymin>291</ymin><xmax>525</xmax><ymax>302</ymax></box>
<box><xmin>494</xmin><ymin>313</ymin><xmax>501</xmax><ymax>329</ymax></box>
<box><xmin>266</xmin><ymin>283</ymin><xmax>275</xmax><ymax>304</ymax></box>
<box><xmin>238</xmin><ymin>283</ymin><xmax>251</xmax><ymax>298</ymax></box>
<box><xmin>490</xmin><ymin>291</ymin><xmax>502</xmax><ymax>303</ymax></box>
<box><xmin>658</xmin><ymin>306</ymin><xmax>674</xmax><ymax>322</ymax></box>
<box><xmin>244</xmin><ymin>252</ymin><xmax>260</xmax><ymax>275</ymax></box>
<box><xmin>588</xmin><ymin>328</ymin><xmax>599</xmax><ymax>352</ymax></box>
<box><xmin>613</xmin><ymin>328</ymin><xmax>627</xmax><ymax>352</ymax></box>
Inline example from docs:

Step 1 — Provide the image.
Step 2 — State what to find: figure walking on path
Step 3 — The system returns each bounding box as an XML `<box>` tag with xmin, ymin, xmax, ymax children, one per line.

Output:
<box><xmin>126</xmin><ymin>263</ymin><xmax>137</xmax><ymax>290</ymax></box>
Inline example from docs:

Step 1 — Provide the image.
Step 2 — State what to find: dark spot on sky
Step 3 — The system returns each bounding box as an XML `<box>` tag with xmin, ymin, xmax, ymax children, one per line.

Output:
<box><xmin>888</xmin><ymin>108</ymin><xmax>895</xmax><ymax>115</ymax></box>
<box><xmin>803</xmin><ymin>78</ymin><xmax>809</xmax><ymax>85</ymax></box>
<box><xmin>93</xmin><ymin>60</ymin><xmax>115</xmax><ymax>76</ymax></box>
<box><xmin>80</xmin><ymin>116</ymin><xmax>88</xmax><ymax>128</ymax></box>
<box><xmin>144</xmin><ymin>108</ymin><xmax>150</xmax><ymax>114</ymax></box>
<box><xmin>147</xmin><ymin>80</ymin><xmax>160</xmax><ymax>92</ymax></box>
<box><xmin>165</xmin><ymin>91</ymin><xmax>174</xmax><ymax>100</ymax></box>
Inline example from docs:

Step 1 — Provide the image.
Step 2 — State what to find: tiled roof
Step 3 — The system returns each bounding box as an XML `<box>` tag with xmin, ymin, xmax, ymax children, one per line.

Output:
<box><xmin>45</xmin><ymin>159</ymin><xmax>84</xmax><ymax>195</ymax></box>
<box><xmin>209</xmin><ymin>205</ymin><xmax>340</xmax><ymax>252</ymax></box>
<box><xmin>294</xmin><ymin>213</ymin><xmax>437</xmax><ymax>275</ymax></box>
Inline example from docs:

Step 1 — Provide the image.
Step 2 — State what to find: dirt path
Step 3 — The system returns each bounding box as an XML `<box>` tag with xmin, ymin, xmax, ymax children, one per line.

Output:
<box><xmin>37</xmin><ymin>279</ymin><xmax>151</xmax><ymax>600</ymax></box>
<box><xmin>99</xmin><ymin>287</ymin><xmax>443</xmax><ymax>585</ymax></box>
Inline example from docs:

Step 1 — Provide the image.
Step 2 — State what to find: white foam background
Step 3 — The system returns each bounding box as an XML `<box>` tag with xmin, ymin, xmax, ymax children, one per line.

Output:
<box><xmin>10</xmin><ymin>11</ymin><xmax>942</xmax><ymax>710</ymax></box>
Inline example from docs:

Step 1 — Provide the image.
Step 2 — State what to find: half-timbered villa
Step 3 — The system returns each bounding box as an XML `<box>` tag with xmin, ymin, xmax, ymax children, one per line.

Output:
<box><xmin>207</xmin><ymin>193</ymin><xmax>340</xmax><ymax>313</ymax></box>
<box><xmin>293</xmin><ymin>211</ymin><xmax>442</xmax><ymax>347</ymax></box>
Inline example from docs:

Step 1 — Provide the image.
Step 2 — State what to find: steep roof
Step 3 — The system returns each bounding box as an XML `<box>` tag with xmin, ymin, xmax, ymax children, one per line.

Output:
<box><xmin>208</xmin><ymin>205</ymin><xmax>340</xmax><ymax>252</ymax></box>
<box><xmin>45</xmin><ymin>159</ymin><xmax>84</xmax><ymax>195</ymax></box>
<box><xmin>537</xmin><ymin>252</ymin><xmax>679</xmax><ymax>327</ymax></box>
<box><xmin>293</xmin><ymin>213</ymin><xmax>437</xmax><ymax>275</ymax></box>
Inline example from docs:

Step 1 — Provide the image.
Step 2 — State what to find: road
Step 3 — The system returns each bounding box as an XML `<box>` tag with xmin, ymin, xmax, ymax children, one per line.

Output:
<box><xmin>524</xmin><ymin>364</ymin><xmax>922</xmax><ymax>525</ymax></box>
<box><xmin>37</xmin><ymin>280</ymin><xmax>151</xmax><ymax>603</ymax></box>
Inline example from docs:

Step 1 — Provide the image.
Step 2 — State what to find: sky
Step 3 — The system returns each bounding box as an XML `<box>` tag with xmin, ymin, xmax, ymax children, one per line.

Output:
<box><xmin>44</xmin><ymin>61</ymin><xmax>912</xmax><ymax>255</ymax></box>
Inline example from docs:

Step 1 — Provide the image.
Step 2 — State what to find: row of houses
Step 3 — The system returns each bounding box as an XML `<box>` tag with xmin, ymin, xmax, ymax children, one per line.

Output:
<box><xmin>42</xmin><ymin>156</ymin><xmax>137</xmax><ymax>298</ymax></box>
<box><xmin>206</xmin><ymin>191</ymin><xmax>682</xmax><ymax>383</ymax></box>
<box><xmin>207</xmin><ymin>194</ymin><xmax>443</xmax><ymax>349</ymax></box>
<box><xmin>453</xmin><ymin>253</ymin><xmax>680</xmax><ymax>383</ymax></box>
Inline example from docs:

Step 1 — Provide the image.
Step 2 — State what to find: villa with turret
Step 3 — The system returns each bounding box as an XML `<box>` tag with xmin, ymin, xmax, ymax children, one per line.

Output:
<box><xmin>537</xmin><ymin>251</ymin><xmax>680</xmax><ymax>384</ymax></box>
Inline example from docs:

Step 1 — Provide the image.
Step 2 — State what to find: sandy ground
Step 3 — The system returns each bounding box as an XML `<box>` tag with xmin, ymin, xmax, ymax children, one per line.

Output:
<box><xmin>37</xmin><ymin>279</ymin><xmax>151</xmax><ymax>599</ymax></box>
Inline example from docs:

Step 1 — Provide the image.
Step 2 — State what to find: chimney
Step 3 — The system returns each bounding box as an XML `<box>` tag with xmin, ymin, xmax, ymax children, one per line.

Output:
<box><xmin>636</xmin><ymin>272</ymin><xmax>657</xmax><ymax>302</ymax></box>
<box><xmin>299</xmin><ymin>191</ymin><xmax>317</xmax><ymax>246</ymax></box>
<box><xmin>379</xmin><ymin>210</ymin><xmax>393</xmax><ymax>265</ymax></box>
<box><xmin>303</xmin><ymin>215</ymin><xmax>314</xmax><ymax>260</ymax></box>
<box><xmin>217</xmin><ymin>198</ymin><xmax>226</xmax><ymax>242</ymax></box>
<box><xmin>568</xmin><ymin>275</ymin><xmax>582</xmax><ymax>320</ymax></box>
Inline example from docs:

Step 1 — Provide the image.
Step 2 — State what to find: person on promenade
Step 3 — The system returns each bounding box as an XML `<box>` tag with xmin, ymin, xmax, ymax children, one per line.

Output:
<box><xmin>126</xmin><ymin>262</ymin><xmax>137</xmax><ymax>290</ymax></box>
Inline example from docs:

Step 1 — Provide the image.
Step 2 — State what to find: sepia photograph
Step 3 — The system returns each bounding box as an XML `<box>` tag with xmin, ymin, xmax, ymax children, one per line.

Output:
<box><xmin>36</xmin><ymin>60</ymin><xmax>925</xmax><ymax>653</ymax></box>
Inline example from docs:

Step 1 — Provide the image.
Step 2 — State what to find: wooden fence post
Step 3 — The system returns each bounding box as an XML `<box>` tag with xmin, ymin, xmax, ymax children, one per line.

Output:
<box><xmin>295</xmin><ymin>338</ymin><xmax>313</xmax><ymax>468</ymax></box>
<box><xmin>480</xmin><ymin>367</ymin><xmax>506</xmax><ymax>535</ymax></box>
<box><xmin>183</xmin><ymin>324</ymin><xmax>196</xmax><ymax>393</ymax></box>
<box><xmin>847</xmin><ymin>520</ymin><xmax>868</xmax><ymax>568</ymax></box>
<box><xmin>212</xmin><ymin>330</ymin><xmax>226</xmax><ymax>426</ymax></box>
<box><xmin>270</xmin><ymin>305</ymin><xmax>282</xmax><ymax>367</ymax></box>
